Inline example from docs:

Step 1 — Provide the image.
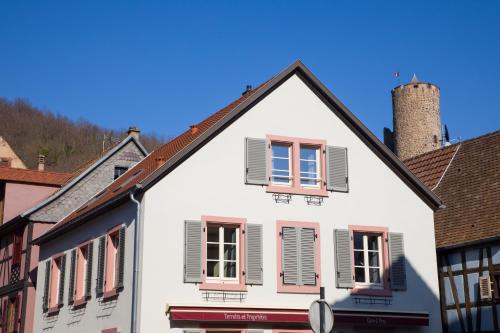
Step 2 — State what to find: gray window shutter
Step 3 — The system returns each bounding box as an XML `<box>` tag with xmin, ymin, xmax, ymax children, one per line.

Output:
<box><xmin>68</xmin><ymin>250</ymin><xmax>76</xmax><ymax>304</ymax></box>
<box><xmin>245</xmin><ymin>224</ymin><xmax>263</xmax><ymax>285</ymax></box>
<box><xmin>43</xmin><ymin>260</ymin><xmax>51</xmax><ymax>311</ymax></box>
<box><xmin>281</xmin><ymin>227</ymin><xmax>298</xmax><ymax>285</ymax></box>
<box><xmin>96</xmin><ymin>236</ymin><xmax>106</xmax><ymax>295</ymax></box>
<box><xmin>334</xmin><ymin>229</ymin><xmax>354</xmax><ymax>288</ymax></box>
<box><xmin>326</xmin><ymin>146</ymin><xmax>348</xmax><ymax>192</ymax></box>
<box><xmin>245</xmin><ymin>138</ymin><xmax>268</xmax><ymax>185</ymax></box>
<box><xmin>116</xmin><ymin>227</ymin><xmax>126</xmax><ymax>288</ymax></box>
<box><xmin>300</xmin><ymin>228</ymin><xmax>317</xmax><ymax>286</ymax></box>
<box><xmin>58</xmin><ymin>254</ymin><xmax>66</xmax><ymax>305</ymax></box>
<box><xmin>184</xmin><ymin>220</ymin><xmax>202</xmax><ymax>283</ymax></box>
<box><xmin>183</xmin><ymin>330</ymin><xmax>201</xmax><ymax>333</ymax></box>
<box><xmin>85</xmin><ymin>241</ymin><xmax>93</xmax><ymax>297</ymax></box>
<box><xmin>389</xmin><ymin>232</ymin><xmax>407</xmax><ymax>290</ymax></box>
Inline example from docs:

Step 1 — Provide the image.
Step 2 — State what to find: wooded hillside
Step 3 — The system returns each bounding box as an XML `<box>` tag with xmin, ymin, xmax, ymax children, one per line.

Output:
<box><xmin>0</xmin><ymin>98</ymin><xmax>165</xmax><ymax>172</ymax></box>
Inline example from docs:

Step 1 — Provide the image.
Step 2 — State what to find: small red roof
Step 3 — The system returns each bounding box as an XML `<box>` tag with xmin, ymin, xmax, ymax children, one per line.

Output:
<box><xmin>0</xmin><ymin>166</ymin><xmax>74</xmax><ymax>186</ymax></box>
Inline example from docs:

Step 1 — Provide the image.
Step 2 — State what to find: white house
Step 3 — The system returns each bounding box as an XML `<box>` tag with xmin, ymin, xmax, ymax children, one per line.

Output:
<box><xmin>33</xmin><ymin>61</ymin><xmax>443</xmax><ymax>333</ymax></box>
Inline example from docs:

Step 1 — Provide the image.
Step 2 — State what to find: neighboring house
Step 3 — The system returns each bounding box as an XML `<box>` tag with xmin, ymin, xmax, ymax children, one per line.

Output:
<box><xmin>405</xmin><ymin>131</ymin><xmax>500</xmax><ymax>333</ymax></box>
<box><xmin>33</xmin><ymin>61</ymin><xmax>443</xmax><ymax>333</ymax></box>
<box><xmin>0</xmin><ymin>131</ymin><xmax>147</xmax><ymax>333</ymax></box>
<box><xmin>0</xmin><ymin>167</ymin><xmax>73</xmax><ymax>333</ymax></box>
<box><xmin>0</xmin><ymin>137</ymin><xmax>27</xmax><ymax>169</ymax></box>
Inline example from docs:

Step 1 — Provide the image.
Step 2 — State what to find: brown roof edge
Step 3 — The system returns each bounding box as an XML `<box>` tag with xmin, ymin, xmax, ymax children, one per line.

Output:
<box><xmin>139</xmin><ymin>60</ymin><xmax>442</xmax><ymax>210</ymax></box>
<box><xmin>437</xmin><ymin>235</ymin><xmax>500</xmax><ymax>253</ymax></box>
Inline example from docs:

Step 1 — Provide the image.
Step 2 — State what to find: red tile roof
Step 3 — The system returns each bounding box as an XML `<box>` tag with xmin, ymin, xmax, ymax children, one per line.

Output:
<box><xmin>405</xmin><ymin>144</ymin><xmax>460</xmax><ymax>189</ymax></box>
<box><xmin>405</xmin><ymin>131</ymin><xmax>500</xmax><ymax>248</ymax></box>
<box><xmin>0</xmin><ymin>166</ymin><xmax>74</xmax><ymax>186</ymax></box>
<box><xmin>53</xmin><ymin>84</ymin><xmax>268</xmax><ymax>231</ymax></box>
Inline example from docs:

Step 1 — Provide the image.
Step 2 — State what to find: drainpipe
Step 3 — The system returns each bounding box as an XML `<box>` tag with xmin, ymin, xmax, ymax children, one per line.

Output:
<box><xmin>130</xmin><ymin>188</ymin><xmax>142</xmax><ymax>333</ymax></box>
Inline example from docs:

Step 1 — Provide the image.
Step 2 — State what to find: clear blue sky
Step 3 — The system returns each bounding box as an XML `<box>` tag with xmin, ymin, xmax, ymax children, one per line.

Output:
<box><xmin>1</xmin><ymin>1</ymin><xmax>499</xmax><ymax>142</ymax></box>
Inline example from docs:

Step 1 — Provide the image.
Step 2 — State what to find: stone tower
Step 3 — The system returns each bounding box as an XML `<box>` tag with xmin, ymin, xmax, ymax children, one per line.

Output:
<box><xmin>391</xmin><ymin>74</ymin><xmax>442</xmax><ymax>160</ymax></box>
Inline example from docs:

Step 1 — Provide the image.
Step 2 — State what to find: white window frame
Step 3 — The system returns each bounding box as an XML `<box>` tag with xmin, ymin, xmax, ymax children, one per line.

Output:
<box><xmin>271</xmin><ymin>143</ymin><xmax>292</xmax><ymax>186</ymax></box>
<box><xmin>353</xmin><ymin>233</ymin><xmax>384</xmax><ymax>288</ymax></box>
<box><xmin>206</xmin><ymin>225</ymin><xmax>240</xmax><ymax>283</ymax></box>
<box><xmin>299</xmin><ymin>145</ymin><xmax>321</xmax><ymax>188</ymax></box>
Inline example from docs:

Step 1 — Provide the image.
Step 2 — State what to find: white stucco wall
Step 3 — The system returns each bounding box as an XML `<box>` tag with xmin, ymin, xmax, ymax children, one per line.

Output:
<box><xmin>33</xmin><ymin>202</ymin><xmax>137</xmax><ymax>333</ymax></box>
<box><xmin>139</xmin><ymin>74</ymin><xmax>442</xmax><ymax>333</ymax></box>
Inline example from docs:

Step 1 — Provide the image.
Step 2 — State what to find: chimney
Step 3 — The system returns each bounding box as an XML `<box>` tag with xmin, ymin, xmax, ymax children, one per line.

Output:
<box><xmin>190</xmin><ymin>125</ymin><xmax>199</xmax><ymax>135</ymax></box>
<box><xmin>38</xmin><ymin>154</ymin><xmax>45</xmax><ymax>171</ymax></box>
<box><xmin>156</xmin><ymin>156</ymin><xmax>166</xmax><ymax>167</ymax></box>
<box><xmin>241</xmin><ymin>85</ymin><xmax>252</xmax><ymax>96</ymax></box>
<box><xmin>127</xmin><ymin>127</ymin><xmax>140</xmax><ymax>140</ymax></box>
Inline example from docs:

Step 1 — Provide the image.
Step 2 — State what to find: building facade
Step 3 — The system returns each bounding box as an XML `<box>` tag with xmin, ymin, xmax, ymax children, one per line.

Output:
<box><xmin>0</xmin><ymin>167</ymin><xmax>73</xmax><ymax>333</ymax></box>
<box><xmin>406</xmin><ymin>131</ymin><xmax>500</xmax><ymax>333</ymax></box>
<box><xmin>33</xmin><ymin>61</ymin><xmax>443</xmax><ymax>333</ymax></box>
<box><xmin>0</xmin><ymin>134</ymin><xmax>147</xmax><ymax>333</ymax></box>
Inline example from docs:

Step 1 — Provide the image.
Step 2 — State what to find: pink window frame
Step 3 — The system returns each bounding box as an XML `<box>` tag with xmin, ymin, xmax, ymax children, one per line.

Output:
<box><xmin>199</xmin><ymin>215</ymin><xmax>247</xmax><ymax>292</ymax></box>
<box><xmin>276</xmin><ymin>220</ymin><xmax>321</xmax><ymax>294</ymax></box>
<box><xmin>101</xmin><ymin>329</ymin><xmax>118</xmax><ymax>333</ymax></box>
<box><xmin>348</xmin><ymin>225</ymin><xmax>391</xmax><ymax>297</ymax></box>
<box><xmin>103</xmin><ymin>224</ymin><xmax>124</xmax><ymax>299</ymax></box>
<box><xmin>266</xmin><ymin>135</ymin><xmax>328</xmax><ymax>197</ymax></box>
<box><xmin>48</xmin><ymin>252</ymin><xmax>64</xmax><ymax>312</ymax></box>
<box><xmin>73</xmin><ymin>240</ymin><xmax>91</xmax><ymax>306</ymax></box>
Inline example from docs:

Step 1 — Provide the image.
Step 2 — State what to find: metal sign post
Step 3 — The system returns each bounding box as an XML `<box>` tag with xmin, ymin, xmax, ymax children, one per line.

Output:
<box><xmin>308</xmin><ymin>287</ymin><xmax>334</xmax><ymax>333</ymax></box>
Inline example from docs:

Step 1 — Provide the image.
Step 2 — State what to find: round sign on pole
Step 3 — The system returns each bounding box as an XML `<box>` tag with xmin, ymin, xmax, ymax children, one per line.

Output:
<box><xmin>308</xmin><ymin>300</ymin><xmax>334</xmax><ymax>333</ymax></box>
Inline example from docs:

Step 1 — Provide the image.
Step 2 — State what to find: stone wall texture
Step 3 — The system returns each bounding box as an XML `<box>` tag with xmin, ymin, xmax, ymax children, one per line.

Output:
<box><xmin>30</xmin><ymin>141</ymin><xmax>145</xmax><ymax>222</ymax></box>
<box><xmin>392</xmin><ymin>82</ymin><xmax>441</xmax><ymax>161</ymax></box>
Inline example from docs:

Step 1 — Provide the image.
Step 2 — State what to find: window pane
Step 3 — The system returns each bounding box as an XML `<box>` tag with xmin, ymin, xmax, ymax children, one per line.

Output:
<box><xmin>207</xmin><ymin>261</ymin><xmax>219</xmax><ymax>277</ymax></box>
<box><xmin>300</xmin><ymin>160</ymin><xmax>317</xmax><ymax>173</ymax></box>
<box><xmin>207</xmin><ymin>226</ymin><xmax>219</xmax><ymax>242</ymax></box>
<box><xmin>369</xmin><ymin>268</ymin><xmax>381</xmax><ymax>283</ymax></box>
<box><xmin>272</xmin><ymin>176</ymin><xmax>290</xmax><ymax>184</ymax></box>
<box><xmin>224</xmin><ymin>228</ymin><xmax>237</xmax><ymax>243</ymax></box>
<box><xmin>272</xmin><ymin>158</ymin><xmax>289</xmax><ymax>171</ymax></box>
<box><xmin>354</xmin><ymin>251</ymin><xmax>365</xmax><ymax>266</ymax></box>
<box><xmin>224</xmin><ymin>262</ymin><xmax>237</xmax><ymax>278</ymax></box>
<box><xmin>224</xmin><ymin>244</ymin><xmax>237</xmax><ymax>260</ymax></box>
<box><xmin>273</xmin><ymin>170</ymin><xmax>290</xmax><ymax>177</ymax></box>
<box><xmin>272</xmin><ymin>145</ymin><xmax>289</xmax><ymax>158</ymax></box>
<box><xmin>368</xmin><ymin>252</ymin><xmax>379</xmax><ymax>267</ymax></box>
<box><xmin>207</xmin><ymin>244</ymin><xmax>219</xmax><ymax>260</ymax></box>
<box><xmin>355</xmin><ymin>267</ymin><xmax>365</xmax><ymax>283</ymax></box>
<box><xmin>353</xmin><ymin>234</ymin><xmax>363</xmax><ymax>250</ymax></box>
<box><xmin>367</xmin><ymin>235</ymin><xmax>379</xmax><ymax>250</ymax></box>
<box><xmin>300</xmin><ymin>147</ymin><xmax>317</xmax><ymax>160</ymax></box>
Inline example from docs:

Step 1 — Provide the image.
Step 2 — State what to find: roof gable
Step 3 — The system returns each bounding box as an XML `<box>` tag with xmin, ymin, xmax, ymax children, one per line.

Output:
<box><xmin>21</xmin><ymin>135</ymin><xmax>147</xmax><ymax>221</ymax></box>
<box><xmin>36</xmin><ymin>60</ymin><xmax>442</xmax><ymax>244</ymax></box>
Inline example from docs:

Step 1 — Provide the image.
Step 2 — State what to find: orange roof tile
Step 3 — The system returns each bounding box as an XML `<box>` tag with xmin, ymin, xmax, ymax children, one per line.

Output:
<box><xmin>0</xmin><ymin>166</ymin><xmax>74</xmax><ymax>186</ymax></box>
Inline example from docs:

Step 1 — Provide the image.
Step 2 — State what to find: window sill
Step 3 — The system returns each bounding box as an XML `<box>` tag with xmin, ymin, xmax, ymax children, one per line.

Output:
<box><xmin>351</xmin><ymin>287</ymin><xmax>392</xmax><ymax>297</ymax></box>
<box><xmin>47</xmin><ymin>305</ymin><xmax>61</xmax><ymax>314</ymax></box>
<box><xmin>73</xmin><ymin>297</ymin><xmax>88</xmax><ymax>307</ymax></box>
<box><xmin>277</xmin><ymin>284</ymin><xmax>320</xmax><ymax>294</ymax></box>
<box><xmin>199</xmin><ymin>282</ymin><xmax>247</xmax><ymax>292</ymax></box>
<box><xmin>266</xmin><ymin>185</ymin><xmax>328</xmax><ymax>197</ymax></box>
<box><xmin>103</xmin><ymin>288</ymin><xmax>119</xmax><ymax>300</ymax></box>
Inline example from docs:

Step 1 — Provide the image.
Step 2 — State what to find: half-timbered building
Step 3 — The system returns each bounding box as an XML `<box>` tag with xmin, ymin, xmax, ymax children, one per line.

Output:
<box><xmin>406</xmin><ymin>131</ymin><xmax>500</xmax><ymax>333</ymax></box>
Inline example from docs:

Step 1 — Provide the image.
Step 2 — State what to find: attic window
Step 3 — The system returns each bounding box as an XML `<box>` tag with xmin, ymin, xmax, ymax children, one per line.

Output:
<box><xmin>114</xmin><ymin>166</ymin><xmax>128</xmax><ymax>180</ymax></box>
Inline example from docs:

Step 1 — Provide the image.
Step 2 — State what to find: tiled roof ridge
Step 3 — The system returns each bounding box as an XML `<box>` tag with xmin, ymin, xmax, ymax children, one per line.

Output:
<box><xmin>0</xmin><ymin>165</ymin><xmax>74</xmax><ymax>176</ymax></box>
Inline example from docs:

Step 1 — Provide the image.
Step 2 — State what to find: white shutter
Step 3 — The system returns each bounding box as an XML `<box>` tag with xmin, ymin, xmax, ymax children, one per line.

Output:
<box><xmin>334</xmin><ymin>229</ymin><xmax>354</xmax><ymax>288</ymax></box>
<box><xmin>300</xmin><ymin>228</ymin><xmax>316</xmax><ymax>286</ymax></box>
<box><xmin>326</xmin><ymin>146</ymin><xmax>348</xmax><ymax>192</ymax></box>
<box><xmin>245</xmin><ymin>138</ymin><xmax>268</xmax><ymax>185</ymax></box>
<box><xmin>245</xmin><ymin>224</ymin><xmax>263</xmax><ymax>285</ymax></box>
<box><xmin>389</xmin><ymin>232</ymin><xmax>407</xmax><ymax>290</ymax></box>
<box><xmin>282</xmin><ymin>227</ymin><xmax>298</xmax><ymax>285</ymax></box>
<box><xmin>184</xmin><ymin>220</ymin><xmax>202</xmax><ymax>283</ymax></box>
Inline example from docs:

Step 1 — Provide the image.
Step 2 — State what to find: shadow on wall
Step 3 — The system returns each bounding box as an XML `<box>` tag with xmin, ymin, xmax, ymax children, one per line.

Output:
<box><xmin>328</xmin><ymin>257</ymin><xmax>442</xmax><ymax>333</ymax></box>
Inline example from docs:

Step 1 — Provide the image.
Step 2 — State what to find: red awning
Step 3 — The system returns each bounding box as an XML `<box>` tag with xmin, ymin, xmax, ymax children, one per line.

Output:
<box><xmin>167</xmin><ymin>305</ymin><xmax>429</xmax><ymax>327</ymax></box>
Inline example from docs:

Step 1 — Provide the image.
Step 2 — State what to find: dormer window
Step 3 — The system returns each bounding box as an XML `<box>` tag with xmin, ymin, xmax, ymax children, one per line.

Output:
<box><xmin>114</xmin><ymin>166</ymin><xmax>128</xmax><ymax>180</ymax></box>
